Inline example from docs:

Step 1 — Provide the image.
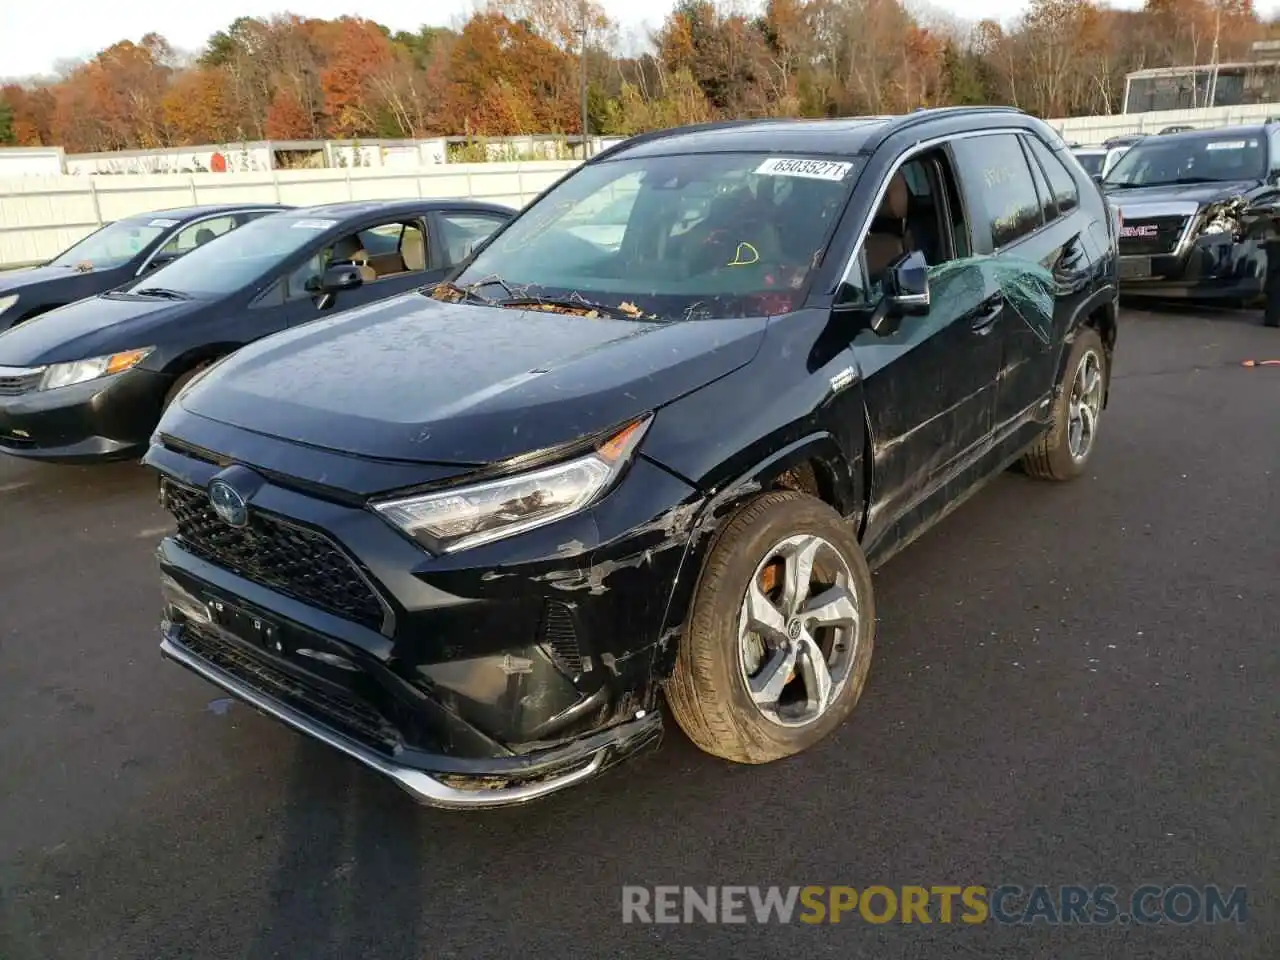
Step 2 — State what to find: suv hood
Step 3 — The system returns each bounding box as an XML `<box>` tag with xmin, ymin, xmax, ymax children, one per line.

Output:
<box><xmin>1104</xmin><ymin>179</ymin><xmax>1260</xmax><ymax>209</ymax></box>
<box><xmin>0</xmin><ymin>293</ymin><xmax>195</xmax><ymax>365</ymax></box>
<box><xmin>176</xmin><ymin>293</ymin><xmax>768</xmax><ymax>465</ymax></box>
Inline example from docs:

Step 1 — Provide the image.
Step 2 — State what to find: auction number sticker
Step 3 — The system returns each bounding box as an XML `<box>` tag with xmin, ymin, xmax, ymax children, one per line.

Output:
<box><xmin>291</xmin><ymin>218</ymin><xmax>339</xmax><ymax>229</ymax></box>
<box><xmin>1205</xmin><ymin>140</ymin><xmax>1253</xmax><ymax>150</ymax></box>
<box><xmin>755</xmin><ymin>157</ymin><xmax>854</xmax><ymax>182</ymax></box>
<box><xmin>148</xmin><ymin>218</ymin><xmax>180</xmax><ymax>227</ymax></box>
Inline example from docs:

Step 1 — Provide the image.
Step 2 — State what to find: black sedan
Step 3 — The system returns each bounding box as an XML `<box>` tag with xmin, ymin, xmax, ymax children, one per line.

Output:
<box><xmin>0</xmin><ymin>203</ymin><xmax>287</xmax><ymax>331</ymax></box>
<box><xmin>0</xmin><ymin>198</ymin><xmax>515</xmax><ymax>463</ymax></box>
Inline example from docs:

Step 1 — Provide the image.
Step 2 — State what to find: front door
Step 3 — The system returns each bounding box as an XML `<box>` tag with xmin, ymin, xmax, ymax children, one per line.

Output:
<box><xmin>276</xmin><ymin>217</ymin><xmax>438</xmax><ymax>326</ymax></box>
<box><xmin>852</xmin><ymin>149</ymin><xmax>1004</xmax><ymax>553</ymax></box>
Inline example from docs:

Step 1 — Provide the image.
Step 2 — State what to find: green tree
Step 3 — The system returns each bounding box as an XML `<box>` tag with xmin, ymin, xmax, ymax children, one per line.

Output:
<box><xmin>0</xmin><ymin>98</ymin><xmax>14</xmax><ymax>144</ymax></box>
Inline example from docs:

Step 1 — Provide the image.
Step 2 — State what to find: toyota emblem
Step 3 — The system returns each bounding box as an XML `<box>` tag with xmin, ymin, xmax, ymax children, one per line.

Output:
<box><xmin>208</xmin><ymin>479</ymin><xmax>249</xmax><ymax>527</ymax></box>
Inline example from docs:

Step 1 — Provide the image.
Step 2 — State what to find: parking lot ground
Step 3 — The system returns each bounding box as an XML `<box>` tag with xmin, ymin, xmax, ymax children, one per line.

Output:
<box><xmin>1</xmin><ymin>306</ymin><xmax>1277</xmax><ymax>959</ymax></box>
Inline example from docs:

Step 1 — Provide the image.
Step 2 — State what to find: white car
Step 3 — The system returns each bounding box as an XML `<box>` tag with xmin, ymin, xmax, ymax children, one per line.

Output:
<box><xmin>1071</xmin><ymin>146</ymin><xmax>1130</xmax><ymax>180</ymax></box>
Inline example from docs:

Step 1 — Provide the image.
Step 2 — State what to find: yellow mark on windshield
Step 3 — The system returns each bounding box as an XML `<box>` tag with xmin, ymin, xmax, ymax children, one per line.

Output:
<box><xmin>728</xmin><ymin>242</ymin><xmax>760</xmax><ymax>266</ymax></box>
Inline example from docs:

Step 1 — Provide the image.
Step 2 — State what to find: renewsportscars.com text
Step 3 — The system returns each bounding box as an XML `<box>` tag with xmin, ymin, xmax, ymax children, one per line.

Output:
<box><xmin>620</xmin><ymin>884</ymin><xmax>1249</xmax><ymax>926</ymax></box>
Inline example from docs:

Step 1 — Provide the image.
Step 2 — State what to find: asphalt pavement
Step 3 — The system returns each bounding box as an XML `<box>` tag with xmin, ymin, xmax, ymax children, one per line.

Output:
<box><xmin>1</xmin><ymin>306</ymin><xmax>1277</xmax><ymax>959</ymax></box>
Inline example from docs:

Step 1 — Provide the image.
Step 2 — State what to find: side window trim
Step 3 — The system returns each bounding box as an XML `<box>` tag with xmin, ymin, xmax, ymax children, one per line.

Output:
<box><xmin>135</xmin><ymin>208</ymin><xmax>277</xmax><ymax>276</ymax></box>
<box><xmin>1023</xmin><ymin>135</ymin><xmax>1081</xmax><ymax>221</ymax></box>
<box><xmin>837</xmin><ymin>125</ymin><xmax>1054</xmax><ymax>293</ymax></box>
<box><xmin>1019</xmin><ymin>135</ymin><xmax>1058</xmax><ymax>223</ymax></box>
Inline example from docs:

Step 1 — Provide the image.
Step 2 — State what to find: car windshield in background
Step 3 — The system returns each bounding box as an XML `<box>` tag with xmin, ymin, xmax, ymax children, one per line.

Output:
<box><xmin>48</xmin><ymin>219</ymin><xmax>168</xmax><ymax>270</ymax></box>
<box><xmin>447</xmin><ymin>152</ymin><xmax>863</xmax><ymax>320</ymax></box>
<box><xmin>117</xmin><ymin>213</ymin><xmax>317</xmax><ymax>299</ymax></box>
<box><xmin>1103</xmin><ymin>134</ymin><xmax>1267</xmax><ymax>187</ymax></box>
<box><xmin>1073</xmin><ymin>153</ymin><xmax>1104</xmax><ymax>177</ymax></box>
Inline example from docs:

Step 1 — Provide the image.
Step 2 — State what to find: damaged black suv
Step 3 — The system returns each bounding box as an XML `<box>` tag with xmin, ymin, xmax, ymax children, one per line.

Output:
<box><xmin>146</xmin><ymin>107</ymin><xmax>1120</xmax><ymax>809</ymax></box>
<box><xmin>1101</xmin><ymin>122</ymin><xmax>1280</xmax><ymax>315</ymax></box>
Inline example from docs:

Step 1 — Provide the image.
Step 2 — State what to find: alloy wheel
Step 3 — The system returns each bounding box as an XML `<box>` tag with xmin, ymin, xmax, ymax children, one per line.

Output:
<box><xmin>737</xmin><ymin>533</ymin><xmax>860</xmax><ymax>728</ymax></box>
<box><xmin>1068</xmin><ymin>349</ymin><xmax>1104</xmax><ymax>462</ymax></box>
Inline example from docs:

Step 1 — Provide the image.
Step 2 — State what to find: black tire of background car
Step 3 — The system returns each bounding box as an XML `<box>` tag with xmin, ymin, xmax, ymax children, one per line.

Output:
<box><xmin>1022</xmin><ymin>326</ymin><xmax>1107</xmax><ymax>481</ymax></box>
<box><xmin>162</xmin><ymin>363</ymin><xmax>212</xmax><ymax>412</ymax></box>
<box><xmin>665</xmin><ymin>490</ymin><xmax>876</xmax><ymax>764</ymax></box>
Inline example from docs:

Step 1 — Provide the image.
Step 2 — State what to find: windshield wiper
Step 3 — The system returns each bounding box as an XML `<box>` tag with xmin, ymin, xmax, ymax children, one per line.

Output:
<box><xmin>494</xmin><ymin>296</ymin><xmax>650</xmax><ymax>321</ymax></box>
<box><xmin>133</xmin><ymin>287</ymin><xmax>190</xmax><ymax>301</ymax></box>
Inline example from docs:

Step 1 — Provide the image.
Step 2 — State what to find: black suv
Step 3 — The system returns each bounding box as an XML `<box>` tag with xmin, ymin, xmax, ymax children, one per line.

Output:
<box><xmin>146</xmin><ymin>107</ymin><xmax>1121</xmax><ymax>809</ymax></box>
<box><xmin>1101</xmin><ymin>123</ymin><xmax>1280</xmax><ymax>313</ymax></box>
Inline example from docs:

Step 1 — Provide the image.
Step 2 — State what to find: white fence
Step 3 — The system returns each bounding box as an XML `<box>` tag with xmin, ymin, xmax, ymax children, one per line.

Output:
<box><xmin>5</xmin><ymin>100</ymin><xmax>1280</xmax><ymax>268</ymax></box>
<box><xmin>1049</xmin><ymin>102</ymin><xmax>1279</xmax><ymax>144</ymax></box>
<box><xmin>0</xmin><ymin>161</ymin><xmax>580</xmax><ymax>268</ymax></box>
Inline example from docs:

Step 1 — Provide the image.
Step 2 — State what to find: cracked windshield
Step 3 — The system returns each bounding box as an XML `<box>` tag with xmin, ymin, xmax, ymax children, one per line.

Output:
<box><xmin>434</xmin><ymin>152</ymin><xmax>863</xmax><ymax>320</ymax></box>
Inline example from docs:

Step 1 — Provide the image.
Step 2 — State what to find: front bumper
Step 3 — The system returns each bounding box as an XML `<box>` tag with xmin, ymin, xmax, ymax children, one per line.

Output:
<box><xmin>146</xmin><ymin>433</ymin><xmax>703</xmax><ymax>807</ymax></box>
<box><xmin>1118</xmin><ymin>233</ymin><xmax>1265</xmax><ymax>302</ymax></box>
<box><xmin>0</xmin><ymin>368</ymin><xmax>171</xmax><ymax>462</ymax></box>
<box><xmin>160</xmin><ymin>617</ymin><xmax>661</xmax><ymax>808</ymax></box>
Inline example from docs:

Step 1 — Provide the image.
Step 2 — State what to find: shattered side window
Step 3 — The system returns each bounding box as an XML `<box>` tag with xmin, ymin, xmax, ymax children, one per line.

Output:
<box><xmin>928</xmin><ymin>255</ymin><xmax>1055</xmax><ymax>343</ymax></box>
<box><xmin>858</xmin><ymin>255</ymin><xmax>1057</xmax><ymax>349</ymax></box>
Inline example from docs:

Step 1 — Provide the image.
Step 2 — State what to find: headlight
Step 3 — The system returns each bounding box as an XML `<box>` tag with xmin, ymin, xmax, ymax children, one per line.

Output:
<box><xmin>374</xmin><ymin>416</ymin><xmax>652</xmax><ymax>553</ymax></box>
<box><xmin>1200</xmin><ymin>217</ymin><xmax>1240</xmax><ymax>237</ymax></box>
<box><xmin>39</xmin><ymin>347</ymin><xmax>153</xmax><ymax>391</ymax></box>
<box><xmin>0</xmin><ymin>294</ymin><xmax>17</xmax><ymax>318</ymax></box>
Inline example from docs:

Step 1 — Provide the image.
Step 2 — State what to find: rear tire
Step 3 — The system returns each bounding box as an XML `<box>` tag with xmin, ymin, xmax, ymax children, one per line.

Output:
<box><xmin>665</xmin><ymin>490</ymin><xmax>876</xmax><ymax>764</ymax></box>
<box><xmin>1022</xmin><ymin>327</ymin><xmax>1107</xmax><ymax>481</ymax></box>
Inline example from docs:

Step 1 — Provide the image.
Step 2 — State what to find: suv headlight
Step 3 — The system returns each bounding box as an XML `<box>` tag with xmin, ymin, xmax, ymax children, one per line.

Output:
<box><xmin>40</xmin><ymin>347</ymin><xmax>153</xmax><ymax>391</ymax></box>
<box><xmin>1200</xmin><ymin>216</ymin><xmax>1240</xmax><ymax>237</ymax></box>
<box><xmin>0</xmin><ymin>294</ymin><xmax>17</xmax><ymax>319</ymax></box>
<box><xmin>374</xmin><ymin>416</ymin><xmax>651</xmax><ymax>554</ymax></box>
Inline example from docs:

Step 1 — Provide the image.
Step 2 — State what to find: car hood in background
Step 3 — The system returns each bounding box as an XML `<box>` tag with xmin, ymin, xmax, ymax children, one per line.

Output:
<box><xmin>173</xmin><ymin>293</ymin><xmax>768</xmax><ymax>465</ymax></box>
<box><xmin>0</xmin><ymin>293</ymin><xmax>197</xmax><ymax>365</ymax></box>
<box><xmin>1104</xmin><ymin>179</ymin><xmax>1262</xmax><ymax>210</ymax></box>
<box><xmin>0</xmin><ymin>265</ymin><xmax>86</xmax><ymax>296</ymax></box>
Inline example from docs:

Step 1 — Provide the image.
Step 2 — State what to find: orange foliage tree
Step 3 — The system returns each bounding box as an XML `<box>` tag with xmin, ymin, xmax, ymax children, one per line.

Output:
<box><xmin>3</xmin><ymin>0</ymin><xmax>1277</xmax><ymax>153</ymax></box>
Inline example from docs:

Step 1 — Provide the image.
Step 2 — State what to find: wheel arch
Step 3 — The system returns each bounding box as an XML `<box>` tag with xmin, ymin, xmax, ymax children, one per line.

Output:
<box><xmin>651</xmin><ymin>432</ymin><xmax>865</xmax><ymax>681</ymax></box>
<box><xmin>1058</xmin><ymin>286</ymin><xmax>1118</xmax><ymax>408</ymax></box>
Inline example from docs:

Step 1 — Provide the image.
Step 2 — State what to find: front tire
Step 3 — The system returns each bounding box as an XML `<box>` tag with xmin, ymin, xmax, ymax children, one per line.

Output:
<box><xmin>1022</xmin><ymin>327</ymin><xmax>1107</xmax><ymax>481</ymax></box>
<box><xmin>162</xmin><ymin>363</ymin><xmax>212</xmax><ymax>412</ymax></box>
<box><xmin>665</xmin><ymin>490</ymin><xmax>876</xmax><ymax>764</ymax></box>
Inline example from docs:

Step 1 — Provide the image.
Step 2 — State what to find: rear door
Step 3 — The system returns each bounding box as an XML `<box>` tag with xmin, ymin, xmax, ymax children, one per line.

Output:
<box><xmin>948</xmin><ymin>132</ymin><xmax>1091</xmax><ymax>451</ymax></box>
<box><xmin>270</xmin><ymin>215</ymin><xmax>436</xmax><ymax>326</ymax></box>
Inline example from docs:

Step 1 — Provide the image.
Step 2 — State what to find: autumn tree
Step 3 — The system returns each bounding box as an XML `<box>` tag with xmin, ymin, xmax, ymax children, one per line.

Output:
<box><xmin>447</xmin><ymin>12</ymin><xmax>577</xmax><ymax>134</ymax></box>
<box><xmin>162</xmin><ymin>68</ymin><xmax>240</xmax><ymax>144</ymax></box>
<box><xmin>6</xmin><ymin>3</ymin><xmax>1279</xmax><ymax>153</ymax></box>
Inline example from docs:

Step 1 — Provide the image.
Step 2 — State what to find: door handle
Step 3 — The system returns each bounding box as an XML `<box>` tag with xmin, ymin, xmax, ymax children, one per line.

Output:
<box><xmin>1058</xmin><ymin>239</ymin><xmax>1086</xmax><ymax>271</ymax></box>
<box><xmin>970</xmin><ymin>299</ymin><xmax>1002</xmax><ymax>334</ymax></box>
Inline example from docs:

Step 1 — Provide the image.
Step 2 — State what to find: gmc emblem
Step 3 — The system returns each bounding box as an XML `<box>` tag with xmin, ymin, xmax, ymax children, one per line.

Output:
<box><xmin>1120</xmin><ymin>224</ymin><xmax>1159</xmax><ymax>238</ymax></box>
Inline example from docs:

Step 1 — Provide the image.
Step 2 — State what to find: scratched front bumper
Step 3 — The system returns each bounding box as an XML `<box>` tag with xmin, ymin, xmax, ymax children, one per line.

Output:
<box><xmin>146</xmin><ymin>438</ymin><xmax>698</xmax><ymax>804</ymax></box>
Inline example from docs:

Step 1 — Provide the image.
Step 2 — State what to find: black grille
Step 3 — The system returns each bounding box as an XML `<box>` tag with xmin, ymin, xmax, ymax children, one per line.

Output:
<box><xmin>539</xmin><ymin>600</ymin><xmax>583</xmax><ymax>674</ymax></box>
<box><xmin>1119</xmin><ymin>215</ymin><xmax>1188</xmax><ymax>256</ymax></box>
<box><xmin>162</xmin><ymin>480</ymin><xmax>385</xmax><ymax>632</ymax></box>
<box><xmin>180</xmin><ymin>622</ymin><xmax>400</xmax><ymax>753</ymax></box>
<box><xmin>0</xmin><ymin>369</ymin><xmax>42</xmax><ymax>397</ymax></box>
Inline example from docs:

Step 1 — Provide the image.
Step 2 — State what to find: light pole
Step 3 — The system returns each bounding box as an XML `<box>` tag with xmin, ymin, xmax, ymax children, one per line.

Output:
<box><xmin>579</xmin><ymin>0</ymin><xmax>590</xmax><ymax>159</ymax></box>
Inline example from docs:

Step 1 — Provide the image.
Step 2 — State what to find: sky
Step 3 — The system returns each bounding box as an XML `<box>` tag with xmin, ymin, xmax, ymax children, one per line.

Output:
<box><xmin>0</xmin><ymin>0</ymin><xmax>1051</xmax><ymax>81</ymax></box>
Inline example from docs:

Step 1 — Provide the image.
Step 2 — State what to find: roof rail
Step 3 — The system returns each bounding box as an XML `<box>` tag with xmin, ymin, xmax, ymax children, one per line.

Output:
<box><xmin>588</xmin><ymin>117</ymin><xmax>810</xmax><ymax>164</ymax></box>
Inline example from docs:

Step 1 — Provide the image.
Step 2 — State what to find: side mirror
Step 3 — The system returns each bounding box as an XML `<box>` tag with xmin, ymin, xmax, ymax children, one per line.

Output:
<box><xmin>321</xmin><ymin>263</ymin><xmax>363</xmax><ymax>294</ymax></box>
<box><xmin>868</xmin><ymin>250</ymin><xmax>930</xmax><ymax>336</ymax></box>
<box><xmin>145</xmin><ymin>252</ymin><xmax>179</xmax><ymax>272</ymax></box>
